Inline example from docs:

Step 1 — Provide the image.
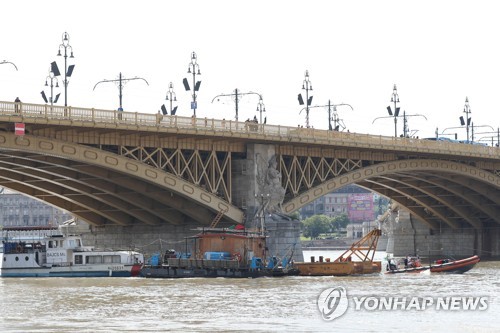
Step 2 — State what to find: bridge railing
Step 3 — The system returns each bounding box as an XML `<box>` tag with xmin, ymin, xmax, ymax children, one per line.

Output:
<box><xmin>0</xmin><ymin>101</ymin><xmax>498</xmax><ymax>158</ymax></box>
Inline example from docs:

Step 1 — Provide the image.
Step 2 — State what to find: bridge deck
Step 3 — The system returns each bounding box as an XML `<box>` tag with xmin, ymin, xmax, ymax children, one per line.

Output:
<box><xmin>0</xmin><ymin>101</ymin><xmax>498</xmax><ymax>164</ymax></box>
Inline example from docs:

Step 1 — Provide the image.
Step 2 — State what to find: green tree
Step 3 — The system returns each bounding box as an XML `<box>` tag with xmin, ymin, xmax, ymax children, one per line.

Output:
<box><xmin>302</xmin><ymin>215</ymin><xmax>331</xmax><ymax>239</ymax></box>
<box><xmin>331</xmin><ymin>214</ymin><xmax>350</xmax><ymax>231</ymax></box>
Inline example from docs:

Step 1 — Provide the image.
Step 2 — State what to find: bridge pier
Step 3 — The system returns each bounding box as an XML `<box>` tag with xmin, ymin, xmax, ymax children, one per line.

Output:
<box><xmin>387</xmin><ymin>209</ymin><xmax>500</xmax><ymax>258</ymax></box>
<box><xmin>232</xmin><ymin>143</ymin><xmax>304</xmax><ymax>262</ymax></box>
<box><xmin>265</xmin><ymin>218</ymin><xmax>304</xmax><ymax>262</ymax></box>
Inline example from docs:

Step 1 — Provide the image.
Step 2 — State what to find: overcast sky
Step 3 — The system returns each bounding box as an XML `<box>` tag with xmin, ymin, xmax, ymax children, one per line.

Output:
<box><xmin>1</xmin><ymin>1</ymin><xmax>499</xmax><ymax>142</ymax></box>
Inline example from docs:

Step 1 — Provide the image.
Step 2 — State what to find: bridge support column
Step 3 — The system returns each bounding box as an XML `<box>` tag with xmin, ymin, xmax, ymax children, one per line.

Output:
<box><xmin>232</xmin><ymin>143</ymin><xmax>274</xmax><ymax>226</ymax></box>
<box><xmin>388</xmin><ymin>209</ymin><xmax>486</xmax><ymax>258</ymax></box>
<box><xmin>266</xmin><ymin>219</ymin><xmax>304</xmax><ymax>262</ymax></box>
<box><xmin>232</xmin><ymin>143</ymin><xmax>303</xmax><ymax>262</ymax></box>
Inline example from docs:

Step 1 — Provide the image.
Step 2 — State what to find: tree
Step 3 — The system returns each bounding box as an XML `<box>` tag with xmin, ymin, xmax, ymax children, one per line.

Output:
<box><xmin>331</xmin><ymin>214</ymin><xmax>349</xmax><ymax>231</ymax></box>
<box><xmin>302</xmin><ymin>215</ymin><xmax>331</xmax><ymax>239</ymax></box>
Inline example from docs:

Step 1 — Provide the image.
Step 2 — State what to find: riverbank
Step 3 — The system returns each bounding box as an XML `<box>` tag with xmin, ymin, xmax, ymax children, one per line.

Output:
<box><xmin>301</xmin><ymin>237</ymin><xmax>358</xmax><ymax>251</ymax></box>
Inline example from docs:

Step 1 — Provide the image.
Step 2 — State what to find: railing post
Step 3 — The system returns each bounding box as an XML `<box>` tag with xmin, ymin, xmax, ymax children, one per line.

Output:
<box><xmin>91</xmin><ymin>108</ymin><xmax>95</xmax><ymax>121</ymax></box>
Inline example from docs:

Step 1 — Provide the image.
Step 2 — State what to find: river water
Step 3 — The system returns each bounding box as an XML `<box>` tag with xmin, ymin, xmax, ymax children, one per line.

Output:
<box><xmin>0</xmin><ymin>251</ymin><xmax>499</xmax><ymax>333</ymax></box>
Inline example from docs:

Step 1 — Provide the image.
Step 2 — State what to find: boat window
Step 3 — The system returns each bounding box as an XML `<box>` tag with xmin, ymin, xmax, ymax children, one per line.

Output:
<box><xmin>86</xmin><ymin>255</ymin><xmax>103</xmax><ymax>264</ymax></box>
<box><xmin>48</xmin><ymin>241</ymin><xmax>54</xmax><ymax>248</ymax></box>
<box><xmin>103</xmin><ymin>255</ymin><xmax>121</xmax><ymax>264</ymax></box>
<box><xmin>74</xmin><ymin>255</ymin><xmax>83</xmax><ymax>265</ymax></box>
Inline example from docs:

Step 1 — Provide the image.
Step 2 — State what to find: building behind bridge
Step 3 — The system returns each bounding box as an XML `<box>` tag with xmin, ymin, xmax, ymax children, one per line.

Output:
<box><xmin>299</xmin><ymin>185</ymin><xmax>387</xmax><ymax>222</ymax></box>
<box><xmin>0</xmin><ymin>191</ymin><xmax>73</xmax><ymax>228</ymax></box>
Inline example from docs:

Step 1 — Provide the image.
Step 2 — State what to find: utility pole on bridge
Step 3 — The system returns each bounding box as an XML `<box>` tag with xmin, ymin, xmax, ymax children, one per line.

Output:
<box><xmin>93</xmin><ymin>73</ymin><xmax>149</xmax><ymax>112</ymax></box>
<box><xmin>303</xmin><ymin>100</ymin><xmax>353</xmax><ymax>131</ymax></box>
<box><xmin>212</xmin><ymin>89</ymin><xmax>263</xmax><ymax>123</ymax></box>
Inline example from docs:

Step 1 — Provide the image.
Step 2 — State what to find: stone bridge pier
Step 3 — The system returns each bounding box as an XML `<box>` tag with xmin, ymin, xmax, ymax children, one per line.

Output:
<box><xmin>386</xmin><ymin>209</ymin><xmax>500</xmax><ymax>259</ymax></box>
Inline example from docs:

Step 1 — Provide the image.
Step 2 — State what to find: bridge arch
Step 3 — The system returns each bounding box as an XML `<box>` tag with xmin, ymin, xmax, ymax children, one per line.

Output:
<box><xmin>0</xmin><ymin>133</ymin><xmax>243</xmax><ymax>226</ymax></box>
<box><xmin>282</xmin><ymin>159</ymin><xmax>500</xmax><ymax>230</ymax></box>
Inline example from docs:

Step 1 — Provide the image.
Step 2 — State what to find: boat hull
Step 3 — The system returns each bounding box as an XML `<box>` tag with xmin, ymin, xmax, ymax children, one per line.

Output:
<box><xmin>295</xmin><ymin>261</ymin><xmax>381</xmax><ymax>276</ymax></box>
<box><xmin>0</xmin><ymin>263</ymin><xmax>143</xmax><ymax>278</ymax></box>
<box><xmin>429</xmin><ymin>255</ymin><xmax>480</xmax><ymax>274</ymax></box>
<box><xmin>141</xmin><ymin>266</ymin><xmax>299</xmax><ymax>278</ymax></box>
<box><xmin>386</xmin><ymin>255</ymin><xmax>480</xmax><ymax>274</ymax></box>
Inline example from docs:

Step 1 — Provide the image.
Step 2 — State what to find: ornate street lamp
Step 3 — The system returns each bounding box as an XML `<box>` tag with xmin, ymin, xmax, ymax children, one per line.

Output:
<box><xmin>460</xmin><ymin>97</ymin><xmax>472</xmax><ymax>143</ymax></box>
<box><xmin>183</xmin><ymin>52</ymin><xmax>201</xmax><ymax>116</ymax></box>
<box><xmin>56</xmin><ymin>32</ymin><xmax>75</xmax><ymax>107</ymax></box>
<box><xmin>160</xmin><ymin>82</ymin><xmax>178</xmax><ymax>115</ymax></box>
<box><xmin>387</xmin><ymin>84</ymin><xmax>400</xmax><ymax>137</ymax></box>
<box><xmin>41</xmin><ymin>65</ymin><xmax>60</xmax><ymax>106</ymax></box>
<box><xmin>297</xmin><ymin>70</ymin><xmax>313</xmax><ymax>128</ymax></box>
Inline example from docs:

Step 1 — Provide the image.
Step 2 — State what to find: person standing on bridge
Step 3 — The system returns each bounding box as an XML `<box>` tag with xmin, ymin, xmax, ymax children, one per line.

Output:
<box><xmin>14</xmin><ymin>97</ymin><xmax>21</xmax><ymax>113</ymax></box>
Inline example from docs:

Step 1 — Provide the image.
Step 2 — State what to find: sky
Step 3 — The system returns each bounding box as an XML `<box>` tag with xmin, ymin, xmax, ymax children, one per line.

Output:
<box><xmin>1</xmin><ymin>1</ymin><xmax>500</xmax><ymax>142</ymax></box>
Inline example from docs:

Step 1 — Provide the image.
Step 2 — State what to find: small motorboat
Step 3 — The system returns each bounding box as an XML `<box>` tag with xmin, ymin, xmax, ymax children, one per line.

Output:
<box><xmin>386</xmin><ymin>255</ymin><xmax>480</xmax><ymax>274</ymax></box>
<box><xmin>429</xmin><ymin>255</ymin><xmax>480</xmax><ymax>273</ymax></box>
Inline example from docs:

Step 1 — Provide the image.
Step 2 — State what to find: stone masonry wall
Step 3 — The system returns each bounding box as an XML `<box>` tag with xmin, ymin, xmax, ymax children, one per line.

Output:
<box><xmin>266</xmin><ymin>219</ymin><xmax>304</xmax><ymax>262</ymax></box>
<box><xmin>389</xmin><ymin>209</ymin><xmax>486</xmax><ymax>258</ymax></box>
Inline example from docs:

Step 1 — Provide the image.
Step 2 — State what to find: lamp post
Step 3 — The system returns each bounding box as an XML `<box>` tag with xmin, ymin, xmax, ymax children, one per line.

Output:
<box><xmin>43</xmin><ymin>69</ymin><xmax>59</xmax><ymax>106</ymax></box>
<box><xmin>386</xmin><ymin>84</ymin><xmax>401</xmax><ymax>137</ymax></box>
<box><xmin>256</xmin><ymin>96</ymin><xmax>266</xmax><ymax>124</ymax></box>
<box><xmin>297</xmin><ymin>70</ymin><xmax>313</xmax><ymax>128</ymax></box>
<box><xmin>460</xmin><ymin>97</ymin><xmax>472</xmax><ymax>143</ymax></box>
<box><xmin>56</xmin><ymin>32</ymin><xmax>75</xmax><ymax>107</ymax></box>
<box><xmin>166</xmin><ymin>82</ymin><xmax>177</xmax><ymax>115</ymax></box>
<box><xmin>183</xmin><ymin>52</ymin><xmax>201</xmax><ymax>116</ymax></box>
<box><xmin>93</xmin><ymin>73</ymin><xmax>149</xmax><ymax>112</ymax></box>
<box><xmin>212</xmin><ymin>90</ymin><xmax>263</xmax><ymax>122</ymax></box>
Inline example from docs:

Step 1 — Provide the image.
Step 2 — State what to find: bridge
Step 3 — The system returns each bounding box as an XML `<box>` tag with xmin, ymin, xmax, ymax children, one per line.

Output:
<box><xmin>0</xmin><ymin>101</ymin><xmax>499</xmax><ymax>240</ymax></box>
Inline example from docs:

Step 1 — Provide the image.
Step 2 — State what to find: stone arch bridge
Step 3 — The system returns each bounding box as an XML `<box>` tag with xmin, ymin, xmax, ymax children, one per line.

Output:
<box><xmin>0</xmin><ymin>101</ymin><xmax>499</xmax><ymax>239</ymax></box>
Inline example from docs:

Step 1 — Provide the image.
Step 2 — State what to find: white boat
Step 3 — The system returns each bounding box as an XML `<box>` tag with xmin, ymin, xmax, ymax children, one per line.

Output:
<box><xmin>0</xmin><ymin>226</ymin><xmax>144</xmax><ymax>277</ymax></box>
